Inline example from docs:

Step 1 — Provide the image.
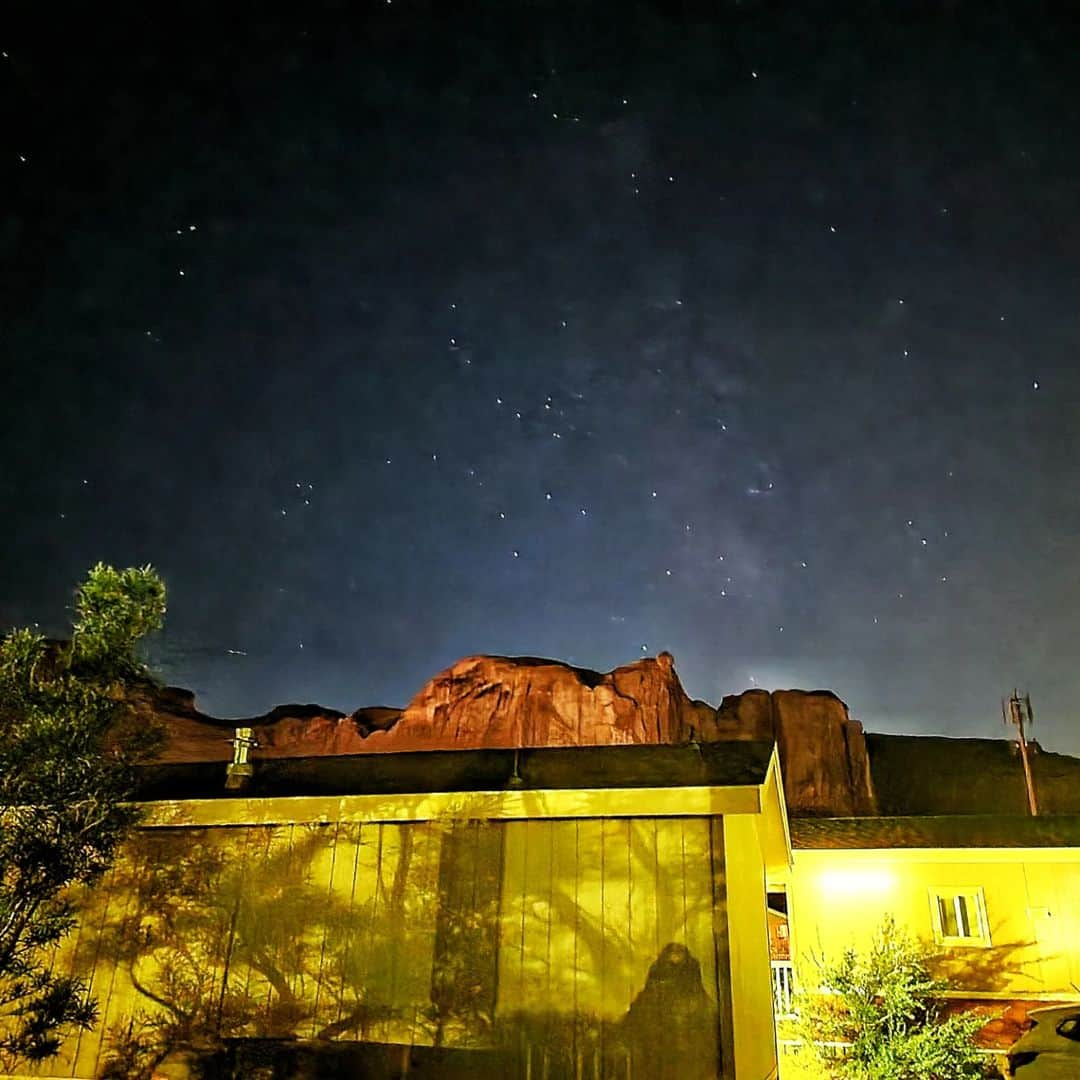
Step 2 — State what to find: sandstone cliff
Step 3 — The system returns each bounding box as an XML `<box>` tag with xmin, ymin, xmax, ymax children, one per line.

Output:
<box><xmin>711</xmin><ymin>688</ymin><xmax>877</xmax><ymax>816</ymax></box>
<box><xmin>144</xmin><ymin>652</ymin><xmax>876</xmax><ymax>815</ymax></box>
<box><xmin>362</xmin><ymin>652</ymin><xmax>716</xmax><ymax>750</ymax></box>
<box><xmin>139</xmin><ymin>685</ymin><xmax>400</xmax><ymax>763</ymax></box>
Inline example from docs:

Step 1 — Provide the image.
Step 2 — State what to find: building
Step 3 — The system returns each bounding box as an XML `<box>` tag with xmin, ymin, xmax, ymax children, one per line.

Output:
<box><xmin>8</xmin><ymin>653</ymin><xmax>1080</xmax><ymax>1079</ymax></box>
<box><xmin>773</xmin><ymin>814</ymin><xmax>1080</xmax><ymax>1062</ymax></box>
<box><xmin>22</xmin><ymin>743</ymin><xmax>789</xmax><ymax>1080</ymax></box>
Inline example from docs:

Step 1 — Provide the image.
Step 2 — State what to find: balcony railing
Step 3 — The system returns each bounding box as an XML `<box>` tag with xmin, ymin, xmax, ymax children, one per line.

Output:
<box><xmin>771</xmin><ymin>959</ymin><xmax>796</xmax><ymax>1019</ymax></box>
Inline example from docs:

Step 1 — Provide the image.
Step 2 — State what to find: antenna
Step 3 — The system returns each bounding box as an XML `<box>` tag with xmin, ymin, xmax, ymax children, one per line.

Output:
<box><xmin>1002</xmin><ymin>691</ymin><xmax>1038</xmax><ymax>816</ymax></box>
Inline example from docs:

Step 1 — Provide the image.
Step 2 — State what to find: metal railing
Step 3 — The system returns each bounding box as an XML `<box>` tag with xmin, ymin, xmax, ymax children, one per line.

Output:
<box><xmin>772</xmin><ymin>959</ymin><xmax>796</xmax><ymax>1019</ymax></box>
<box><xmin>778</xmin><ymin>1038</ymin><xmax>852</xmax><ymax>1059</ymax></box>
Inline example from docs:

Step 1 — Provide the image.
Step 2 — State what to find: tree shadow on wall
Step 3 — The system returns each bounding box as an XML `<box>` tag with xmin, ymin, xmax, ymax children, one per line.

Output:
<box><xmin>487</xmin><ymin>942</ymin><xmax>717</xmax><ymax>1080</ymax></box>
<box><xmin>209</xmin><ymin>941</ymin><xmax>720</xmax><ymax>1080</ymax></box>
<box><xmin>929</xmin><ymin>927</ymin><xmax>1043</xmax><ymax>994</ymax></box>
<box><xmin>929</xmin><ymin>928</ymin><xmax>1065</xmax><ymax>1050</ymax></box>
<box><xmin>71</xmin><ymin>816</ymin><xmax>723</xmax><ymax>1079</ymax></box>
<box><xmin>501</xmin><ymin>818</ymin><xmax>718</xmax><ymax>994</ymax></box>
<box><xmin>87</xmin><ymin>823</ymin><xmax>445</xmax><ymax>1078</ymax></box>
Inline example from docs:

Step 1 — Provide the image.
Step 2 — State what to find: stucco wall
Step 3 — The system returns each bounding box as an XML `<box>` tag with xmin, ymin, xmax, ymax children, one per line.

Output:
<box><xmin>724</xmin><ymin>814</ymin><xmax>779</xmax><ymax>1080</ymax></box>
<box><xmin>789</xmin><ymin>848</ymin><xmax>1080</xmax><ymax>999</ymax></box>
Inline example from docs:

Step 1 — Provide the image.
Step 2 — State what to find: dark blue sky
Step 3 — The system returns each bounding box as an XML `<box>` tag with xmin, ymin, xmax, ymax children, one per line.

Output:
<box><xmin>4</xmin><ymin>2</ymin><xmax>1080</xmax><ymax>751</ymax></box>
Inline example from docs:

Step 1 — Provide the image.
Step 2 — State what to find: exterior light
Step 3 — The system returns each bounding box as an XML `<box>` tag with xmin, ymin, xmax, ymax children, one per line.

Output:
<box><xmin>818</xmin><ymin>868</ymin><xmax>895</xmax><ymax>895</ymax></box>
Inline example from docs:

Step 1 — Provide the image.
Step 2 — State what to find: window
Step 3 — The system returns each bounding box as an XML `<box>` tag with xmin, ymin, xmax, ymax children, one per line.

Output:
<box><xmin>929</xmin><ymin>888</ymin><xmax>990</xmax><ymax>946</ymax></box>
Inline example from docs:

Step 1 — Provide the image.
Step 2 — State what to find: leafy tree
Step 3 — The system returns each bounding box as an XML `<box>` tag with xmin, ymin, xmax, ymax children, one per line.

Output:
<box><xmin>794</xmin><ymin>917</ymin><xmax>985</xmax><ymax>1079</ymax></box>
<box><xmin>0</xmin><ymin>564</ymin><xmax>166</xmax><ymax>1068</ymax></box>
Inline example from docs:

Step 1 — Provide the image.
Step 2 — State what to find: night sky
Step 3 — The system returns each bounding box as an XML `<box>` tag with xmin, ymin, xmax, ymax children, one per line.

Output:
<box><xmin>4</xmin><ymin>3</ymin><xmax>1080</xmax><ymax>752</ymax></box>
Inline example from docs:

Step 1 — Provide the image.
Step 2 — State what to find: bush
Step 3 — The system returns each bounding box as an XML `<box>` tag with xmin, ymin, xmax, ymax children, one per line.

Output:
<box><xmin>794</xmin><ymin>917</ymin><xmax>985</xmax><ymax>1079</ymax></box>
<box><xmin>0</xmin><ymin>564</ymin><xmax>166</xmax><ymax>1068</ymax></box>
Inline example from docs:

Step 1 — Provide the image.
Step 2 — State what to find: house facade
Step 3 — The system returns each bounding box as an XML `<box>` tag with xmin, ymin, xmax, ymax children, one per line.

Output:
<box><xmin>9</xmin><ymin>728</ymin><xmax>1080</xmax><ymax>1080</ymax></box>
<box><xmin>769</xmin><ymin>814</ymin><xmax>1080</xmax><ymax>1066</ymax></box>
<box><xmin>11</xmin><ymin>743</ymin><xmax>788</xmax><ymax>1080</ymax></box>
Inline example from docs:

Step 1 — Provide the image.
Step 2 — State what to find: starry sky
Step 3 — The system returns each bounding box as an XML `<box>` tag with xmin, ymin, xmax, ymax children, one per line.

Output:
<box><xmin>3</xmin><ymin>2</ymin><xmax>1080</xmax><ymax>752</ymax></box>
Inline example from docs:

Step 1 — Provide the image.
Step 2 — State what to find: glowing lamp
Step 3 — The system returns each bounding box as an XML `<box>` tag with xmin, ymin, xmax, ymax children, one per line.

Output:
<box><xmin>818</xmin><ymin>867</ymin><xmax>896</xmax><ymax>895</ymax></box>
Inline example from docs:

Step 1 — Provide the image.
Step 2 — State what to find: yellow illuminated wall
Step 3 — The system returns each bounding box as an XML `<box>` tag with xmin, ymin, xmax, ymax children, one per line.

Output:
<box><xmin>724</xmin><ymin>816</ymin><xmax>777</xmax><ymax>1080</ymax></box>
<box><xmin>788</xmin><ymin>848</ymin><xmax>1080</xmax><ymax>999</ymax></box>
<box><xmin>496</xmin><ymin>817</ymin><xmax>723</xmax><ymax>1076</ymax></box>
<box><xmin>7</xmin><ymin>801</ymin><xmax>784</xmax><ymax>1079</ymax></box>
<box><xmin>24</xmin><ymin>822</ymin><xmax>449</xmax><ymax>1078</ymax></box>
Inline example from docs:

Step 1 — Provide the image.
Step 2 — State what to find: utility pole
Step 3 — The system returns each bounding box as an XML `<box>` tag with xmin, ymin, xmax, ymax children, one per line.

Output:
<box><xmin>1002</xmin><ymin>691</ymin><xmax>1039</xmax><ymax>816</ymax></box>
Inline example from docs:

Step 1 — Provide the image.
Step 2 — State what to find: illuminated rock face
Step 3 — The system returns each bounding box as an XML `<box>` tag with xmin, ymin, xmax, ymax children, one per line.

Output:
<box><xmin>363</xmin><ymin>660</ymin><xmax>876</xmax><ymax>815</ymax></box>
<box><xmin>712</xmin><ymin>688</ymin><xmax>878</xmax><ymax>816</ymax></box>
<box><xmin>146</xmin><ymin>654</ymin><xmax>876</xmax><ymax>815</ymax></box>
<box><xmin>142</xmin><ymin>685</ymin><xmax>400</xmax><ymax>763</ymax></box>
<box><xmin>362</xmin><ymin>652</ymin><xmax>717</xmax><ymax>751</ymax></box>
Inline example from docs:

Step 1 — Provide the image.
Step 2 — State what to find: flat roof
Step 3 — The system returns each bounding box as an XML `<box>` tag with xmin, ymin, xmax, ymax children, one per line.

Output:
<box><xmin>790</xmin><ymin>814</ymin><xmax>1080</xmax><ymax>850</ymax></box>
<box><xmin>133</xmin><ymin>740</ymin><xmax>776</xmax><ymax>802</ymax></box>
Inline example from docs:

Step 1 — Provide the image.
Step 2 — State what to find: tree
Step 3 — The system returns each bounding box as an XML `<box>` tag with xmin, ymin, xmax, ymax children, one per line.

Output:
<box><xmin>0</xmin><ymin>564</ymin><xmax>166</xmax><ymax>1068</ymax></box>
<box><xmin>794</xmin><ymin>917</ymin><xmax>986</xmax><ymax>1080</ymax></box>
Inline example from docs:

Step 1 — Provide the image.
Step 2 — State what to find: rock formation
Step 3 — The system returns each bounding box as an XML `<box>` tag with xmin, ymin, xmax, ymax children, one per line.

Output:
<box><xmin>362</xmin><ymin>651</ymin><xmax>716</xmax><ymax>750</ymax></box>
<box><xmin>143</xmin><ymin>652</ymin><xmax>877</xmax><ymax>816</ymax></box>
<box><xmin>711</xmin><ymin>688</ymin><xmax>877</xmax><ymax>816</ymax></box>
<box><xmin>136</xmin><ymin>684</ymin><xmax>400</xmax><ymax>764</ymax></box>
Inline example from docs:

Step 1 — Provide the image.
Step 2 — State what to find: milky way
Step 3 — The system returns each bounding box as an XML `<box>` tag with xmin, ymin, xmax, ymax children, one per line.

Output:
<box><xmin>3</xmin><ymin>4</ymin><xmax>1079</xmax><ymax>751</ymax></box>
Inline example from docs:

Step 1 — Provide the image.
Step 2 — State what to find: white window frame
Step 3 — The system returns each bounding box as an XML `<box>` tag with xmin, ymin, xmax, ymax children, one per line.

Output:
<box><xmin>929</xmin><ymin>887</ymin><xmax>991</xmax><ymax>947</ymax></box>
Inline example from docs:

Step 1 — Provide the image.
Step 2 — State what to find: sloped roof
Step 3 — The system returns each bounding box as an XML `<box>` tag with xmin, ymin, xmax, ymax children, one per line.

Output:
<box><xmin>791</xmin><ymin>814</ymin><xmax>1080</xmax><ymax>850</ymax></box>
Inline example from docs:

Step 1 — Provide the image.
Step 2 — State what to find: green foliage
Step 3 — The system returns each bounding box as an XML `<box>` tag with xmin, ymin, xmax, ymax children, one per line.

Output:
<box><xmin>795</xmin><ymin>917</ymin><xmax>985</xmax><ymax>1080</ymax></box>
<box><xmin>0</xmin><ymin>565</ymin><xmax>166</xmax><ymax>1068</ymax></box>
<box><xmin>70</xmin><ymin>564</ymin><xmax>166</xmax><ymax>678</ymax></box>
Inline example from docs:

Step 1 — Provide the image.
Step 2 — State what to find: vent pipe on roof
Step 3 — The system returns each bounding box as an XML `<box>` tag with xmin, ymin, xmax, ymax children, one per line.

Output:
<box><xmin>506</xmin><ymin>746</ymin><xmax>524</xmax><ymax>788</ymax></box>
<box><xmin>226</xmin><ymin>726</ymin><xmax>258</xmax><ymax>790</ymax></box>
